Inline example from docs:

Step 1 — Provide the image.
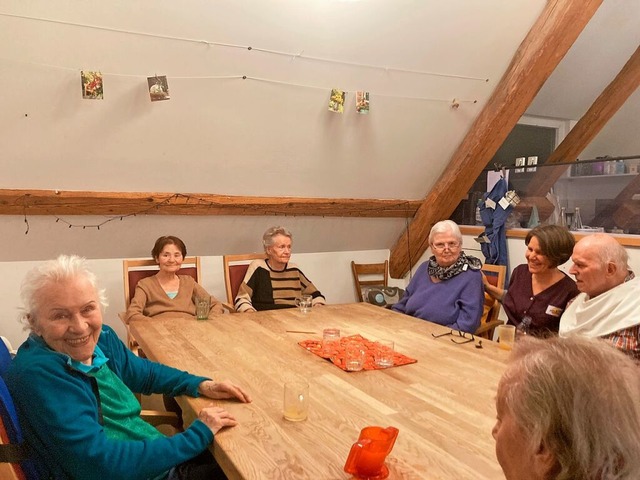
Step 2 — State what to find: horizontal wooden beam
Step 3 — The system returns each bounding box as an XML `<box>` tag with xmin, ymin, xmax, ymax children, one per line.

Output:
<box><xmin>0</xmin><ymin>189</ymin><xmax>421</xmax><ymax>218</ymax></box>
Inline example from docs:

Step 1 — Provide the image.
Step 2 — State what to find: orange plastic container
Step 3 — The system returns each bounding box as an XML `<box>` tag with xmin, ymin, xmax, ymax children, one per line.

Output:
<box><xmin>344</xmin><ymin>426</ymin><xmax>399</xmax><ymax>479</ymax></box>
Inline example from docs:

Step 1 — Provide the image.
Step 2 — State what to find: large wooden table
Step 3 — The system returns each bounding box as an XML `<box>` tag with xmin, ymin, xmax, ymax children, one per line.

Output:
<box><xmin>130</xmin><ymin>303</ymin><xmax>509</xmax><ymax>479</ymax></box>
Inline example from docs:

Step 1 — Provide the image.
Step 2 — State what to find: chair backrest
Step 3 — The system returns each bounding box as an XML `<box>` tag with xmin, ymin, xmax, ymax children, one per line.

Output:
<box><xmin>477</xmin><ymin>264</ymin><xmax>507</xmax><ymax>339</ymax></box>
<box><xmin>222</xmin><ymin>253</ymin><xmax>267</xmax><ymax>305</ymax></box>
<box><xmin>351</xmin><ymin>261</ymin><xmax>389</xmax><ymax>302</ymax></box>
<box><xmin>122</xmin><ymin>257</ymin><xmax>201</xmax><ymax>309</ymax></box>
<box><xmin>0</xmin><ymin>338</ymin><xmax>13</xmax><ymax>379</ymax></box>
<box><xmin>481</xmin><ymin>263</ymin><xmax>506</xmax><ymax>290</ymax></box>
<box><xmin>0</xmin><ymin>375</ymin><xmax>39</xmax><ymax>480</ymax></box>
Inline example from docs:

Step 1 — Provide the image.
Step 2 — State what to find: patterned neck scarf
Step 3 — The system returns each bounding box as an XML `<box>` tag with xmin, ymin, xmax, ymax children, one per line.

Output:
<box><xmin>427</xmin><ymin>251</ymin><xmax>482</xmax><ymax>281</ymax></box>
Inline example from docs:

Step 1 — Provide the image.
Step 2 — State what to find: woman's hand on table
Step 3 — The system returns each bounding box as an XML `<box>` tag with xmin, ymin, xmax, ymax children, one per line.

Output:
<box><xmin>198</xmin><ymin>380</ymin><xmax>252</xmax><ymax>403</ymax></box>
<box><xmin>198</xmin><ymin>405</ymin><xmax>238</xmax><ymax>434</ymax></box>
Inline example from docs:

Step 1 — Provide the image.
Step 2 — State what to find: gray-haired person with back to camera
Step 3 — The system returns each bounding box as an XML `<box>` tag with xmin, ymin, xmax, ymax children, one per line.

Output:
<box><xmin>493</xmin><ymin>335</ymin><xmax>640</xmax><ymax>480</ymax></box>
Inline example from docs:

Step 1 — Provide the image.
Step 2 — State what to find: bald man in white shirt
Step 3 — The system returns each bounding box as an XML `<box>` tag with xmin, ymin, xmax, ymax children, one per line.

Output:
<box><xmin>559</xmin><ymin>233</ymin><xmax>639</xmax><ymax>360</ymax></box>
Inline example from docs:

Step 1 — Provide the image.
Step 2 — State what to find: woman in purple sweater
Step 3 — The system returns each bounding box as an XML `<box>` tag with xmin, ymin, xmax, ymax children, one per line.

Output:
<box><xmin>392</xmin><ymin>220</ymin><xmax>484</xmax><ymax>334</ymax></box>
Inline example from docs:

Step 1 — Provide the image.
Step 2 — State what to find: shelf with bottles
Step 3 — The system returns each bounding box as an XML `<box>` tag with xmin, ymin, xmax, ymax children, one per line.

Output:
<box><xmin>565</xmin><ymin>158</ymin><xmax>639</xmax><ymax>179</ymax></box>
<box><xmin>562</xmin><ymin>172</ymin><xmax>638</xmax><ymax>181</ymax></box>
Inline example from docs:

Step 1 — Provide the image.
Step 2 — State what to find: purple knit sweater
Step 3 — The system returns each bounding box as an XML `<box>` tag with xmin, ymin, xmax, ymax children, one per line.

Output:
<box><xmin>392</xmin><ymin>261</ymin><xmax>484</xmax><ymax>333</ymax></box>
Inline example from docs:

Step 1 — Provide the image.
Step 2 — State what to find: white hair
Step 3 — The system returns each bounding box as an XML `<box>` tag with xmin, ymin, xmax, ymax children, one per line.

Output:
<box><xmin>262</xmin><ymin>226</ymin><xmax>292</xmax><ymax>251</ymax></box>
<box><xmin>19</xmin><ymin>255</ymin><xmax>108</xmax><ymax>330</ymax></box>
<box><xmin>428</xmin><ymin>220</ymin><xmax>462</xmax><ymax>244</ymax></box>
<box><xmin>499</xmin><ymin>336</ymin><xmax>640</xmax><ymax>479</ymax></box>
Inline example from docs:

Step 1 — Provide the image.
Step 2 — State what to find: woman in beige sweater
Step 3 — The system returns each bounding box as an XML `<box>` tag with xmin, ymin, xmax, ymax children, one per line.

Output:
<box><xmin>125</xmin><ymin>236</ymin><xmax>224</xmax><ymax>323</ymax></box>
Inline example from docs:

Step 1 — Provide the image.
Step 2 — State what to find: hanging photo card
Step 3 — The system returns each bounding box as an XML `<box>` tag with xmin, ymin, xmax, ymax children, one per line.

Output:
<box><xmin>355</xmin><ymin>91</ymin><xmax>370</xmax><ymax>114</ymax></box>
<box><xmin>81</xmin><ymin>71</ymin><xmax>103</xmax><ymax>99</ymax></box>
<box><xmin>527</xmin><ymin>155</ymin><xmax>538</xmax><ymax>172</ymax></box>
<box><xmin>328</xmin><ymin>88</ymin><xmax>346</xmax><ymax>113</ymax></box>
<box><xmin>147</xmin><ymin>75</ymin><xmax>170</xmax><ymax>102</ymax></box>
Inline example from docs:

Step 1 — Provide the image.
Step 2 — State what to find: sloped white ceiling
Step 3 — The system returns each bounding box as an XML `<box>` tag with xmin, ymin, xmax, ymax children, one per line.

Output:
<box><xmin>2</xmin><ymin>1</ymin><xmax>635</xmax><ymax>261</ymax></box>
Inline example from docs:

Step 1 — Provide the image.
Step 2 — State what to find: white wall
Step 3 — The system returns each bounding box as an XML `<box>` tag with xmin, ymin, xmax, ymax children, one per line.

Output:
<box><xmin>0</xmin><ymin>248</ymin><xmax>394</xmax><ymax>349</ymax></box>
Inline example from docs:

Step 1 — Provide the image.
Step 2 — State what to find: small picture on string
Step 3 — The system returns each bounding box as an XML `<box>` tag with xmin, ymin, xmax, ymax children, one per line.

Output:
<box><xmin>81</xmin><ymin>71</ymin><xmax>103</xmax><ymax>99</ymax></box>
<box><xmin>328</xmin><ymin>88</ymin><xmax>346</xmax><ymax>113</ymax></box>
<box><xmin>147</xmin><ymin>75</ymin><xmax>170</xmax><ymax>102</ymax></box>
<box><xmin>355</xmin><ymin>91</ymin><xmax>369</xmax><ymax>114</ymax></box>
<box><xmin>514</xmin><ymin>157</ymin><xmax>526</xmax><ymax>174</ymax></box>
<box><xmin>526</xmin><ymin>156</ymin><xmax>538</xmax><ymax>172</ymax></box>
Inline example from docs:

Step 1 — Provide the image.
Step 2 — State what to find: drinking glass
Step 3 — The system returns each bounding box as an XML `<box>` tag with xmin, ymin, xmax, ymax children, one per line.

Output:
<box><xmin>345</xmin><ymin>342</ymin><xmax>365</xmax><ymax>372</ymax></box>
<box><xmin>195</xmin><ymin>297</ymin><xmax>210</xmax><ymax>321</ymax></box>
<box><xmin>283</xmin><ymin>381</ymin><xmax>309</xmax><ymax>421</ymax></box>
<box><xmin>497</xmin><ymin>324</ymin><xmax>516</xmax><ymax>350</ymax></box>
<box><xmin>374</xmin><ymin>340</ymin><xmax>394</xmax><ymax>368</ymax></box>
<box><xmin>322</xmin><ymin>328</ymin><xmax>341</xmax><ymax>358</ymax></box>
<box><xmin>295</xmin><ymin>294</ymin><xmax>313</xmax><ymax>314</ymax></box>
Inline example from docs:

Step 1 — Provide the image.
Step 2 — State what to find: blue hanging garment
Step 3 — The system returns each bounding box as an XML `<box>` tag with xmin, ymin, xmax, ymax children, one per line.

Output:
<box><xmin>479</xmin><ymin>178</ymin><xmax>512</xmax><ymax>274</ymax></box>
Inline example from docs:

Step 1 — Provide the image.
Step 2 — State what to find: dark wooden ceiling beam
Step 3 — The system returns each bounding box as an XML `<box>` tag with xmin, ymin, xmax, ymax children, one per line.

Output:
<box><xmin>388</xmin><ymin>0</ymin><xmax>603</xmax><ymax>279</ymax></box>
<box><xmin>526</xmin><ymin>45</ymin><xmax>640</xmax><ymax>198</ymax></box>
<box><xmin>0</xmin><ymin>189</ymin><xmax>421</xmax><ymax>218</ymax></box>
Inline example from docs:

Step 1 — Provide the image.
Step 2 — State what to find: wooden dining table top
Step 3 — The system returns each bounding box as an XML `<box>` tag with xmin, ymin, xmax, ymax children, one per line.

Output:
<box><xmin>129</xmin><ymin>302</ymin><xmax>509</xmax><ymax>480</ymax></box>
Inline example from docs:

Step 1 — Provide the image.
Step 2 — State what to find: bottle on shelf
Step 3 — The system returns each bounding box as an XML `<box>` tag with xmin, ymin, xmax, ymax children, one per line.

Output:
<box><xmin>592</xmin><ymin>161</ymin><xmax>604</xmax><ymax>175</ymax></box>
<box><xmin>626</xmin><ymin>158</ymin><xmax>639</xmax><ymax>175</ymax></box>
<box><xmin>571</xmin><ymin>163</ymin><xmax>580</xmax><ymax>177</ymax></box>
<box><xmin>558</xmin><ymin>207</ymin><xmax>567</xmax><ymax>227</ymax></box>
<box><xmin>571</xmin><ymin>207</ymin><xmax>583</xmax><ymax>231</ymax></box>
<box><xmin>605</xmin><ymin>160</ymin><xmax>614</xmax><ymax>175</ymax></box>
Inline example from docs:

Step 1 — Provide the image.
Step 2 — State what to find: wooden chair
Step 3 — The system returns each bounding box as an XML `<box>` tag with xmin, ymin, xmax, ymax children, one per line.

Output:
<box><xmin>1</xmin><ymin>377</ymin><xmax>38</xmax><ymax>480</ymax></box>
<box><xmin>351</xmin><ymin>260</ymin><xmax>389</xmax><ymax>302</ymax></box>
<box><xmin>119</xmin><ymin>257</ymin><xmax>201</xmax><ymax>353</ymax></box>
<box><xmin>222</xmin><ymin>253</ymin><xmax>267</xmax><ymax>308</ymax></box>
<box><xmin>475</xmin><ymin>263</ymin><xmax>507</xmax><ymax>340</ymax></box>
<box><xmin>0</xmin><ymin>338</ymin><xmax>14</xmax><ymax>378</ymax></box>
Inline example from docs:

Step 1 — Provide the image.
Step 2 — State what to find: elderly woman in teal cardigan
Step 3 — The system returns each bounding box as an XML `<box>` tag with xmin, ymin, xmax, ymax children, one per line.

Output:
<box><xmin>6</xmin><ymin>255</ymin><xmax>251</xmax><ymax>480</ymax></box>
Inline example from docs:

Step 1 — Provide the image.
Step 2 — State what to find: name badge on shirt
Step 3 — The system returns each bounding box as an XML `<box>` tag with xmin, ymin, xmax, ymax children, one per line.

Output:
<box><xmin>546</xmin><ymin>305</ymin><xmax>563</xmax><ymax>317</ymax></box>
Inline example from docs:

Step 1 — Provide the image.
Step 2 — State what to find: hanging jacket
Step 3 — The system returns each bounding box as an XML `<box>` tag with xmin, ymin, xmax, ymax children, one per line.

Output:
<box><xmin>479</xmin><ymin>177</ymin><xmax>512</xmax><ymax>274</ymax></box>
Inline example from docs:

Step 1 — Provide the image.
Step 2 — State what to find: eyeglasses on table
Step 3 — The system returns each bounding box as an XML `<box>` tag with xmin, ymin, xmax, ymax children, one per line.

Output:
<box><xmin>431</xmin><ymin>329</ymin><xmax>483</xmax><ymax>348</ymax></box>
